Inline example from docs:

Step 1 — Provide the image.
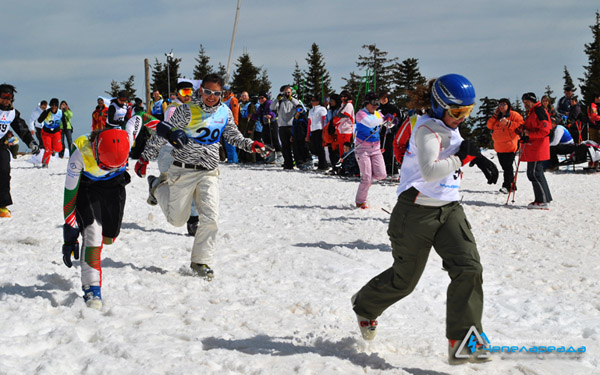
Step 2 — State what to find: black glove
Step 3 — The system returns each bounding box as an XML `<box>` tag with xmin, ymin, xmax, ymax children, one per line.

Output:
<box><xmin>62</xmin><ymin>224</ymin><xmax>80</xmax><ymax>268</ymax></box>
<box><xmin>470</xmin><ymin>155</ymin><xmax>499</xmax><ymax>185</ymax></box>
<box><xmin>455</xmin><ymin>139</ymin><xmax>480</xmax><ymax>163</ymax></box>
<box><xmin>168</xmin><ymin>129</ymin><xmax>188</xmax><ymax>149</ymax></box>
<box><xmin>520</xmin><ymin>135</ymin><xmax>530</xmax><ymax>143</ymax></box>
<box><xmin>29</xmin><ymin>142</ymin><xmax>40</xmax><ymax>155</ymax></box>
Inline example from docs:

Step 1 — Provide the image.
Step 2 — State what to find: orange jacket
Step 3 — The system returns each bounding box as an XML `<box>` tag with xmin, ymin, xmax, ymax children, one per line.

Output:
<box><xmin>91</xmin><ymin>105</ymin><xmax>108</xmax><ymax>131</ymax></box>
<box><xmin>521</xmin><ymin>102</ymin><xmax>551</xmax><ymax>162</ymax></box>
<box><xmin>223</xmin><ymin>93</ymin><xmax>239</xmax><ymax>126</ymax></box>
<box><xmin>486</xmin><ymin>110</ymin><xmax>523</xmax><ymax>153</ymax></box>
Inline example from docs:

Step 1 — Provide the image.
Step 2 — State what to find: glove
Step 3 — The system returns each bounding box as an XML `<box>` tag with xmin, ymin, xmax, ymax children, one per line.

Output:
<box><xmin>276</xmin><ymin>94</ymin><xmax>283</xmax><ymax>101</ymax></box>
<box><xmin>62</xmin><ymin>224</ymin><xmax>80</xmax><ymax>268</ymax></box>
<box><xmin>134</xmin><ymin>157</ymin><xmax>148</xmax><ymax>178</ymax></box>
<box><xmin>251</xmin><ymin>141</ymin><xmax>274</xmax><ymax>157</ymax></box>
<box><xmin>470</xmin><ymin>155</ymin><xmax>499</xmax><ymax>185</ymax></box>
<box><xmin>168</xmin><ymin>129</ymin><xmax>188</xmax><ymax>149</ymax></box>
<box><xmin>29</xmin><ymin>142</ymin><xmax>40</xmax><ymax>155</ymax></box>
<box><xmin>520</xmin><ymin>135</ymin><xmax>530</xmax><ymax>143</ymax></box>
<box><xmin>455</xmin><ymin>139</ymin><xmax>480</xmax><ymax>165</ymax></box>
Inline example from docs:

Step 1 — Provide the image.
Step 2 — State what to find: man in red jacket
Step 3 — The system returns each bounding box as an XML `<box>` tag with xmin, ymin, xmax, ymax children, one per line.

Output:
<box><xmin>587</xmin><ymin>93</ymin><xmax>600</xmax><ymax>170</ymax></box>
<box><xmin>519</xmin><ymin>92</ymin><xmax>552</xmax><ymax>209</ymax></box>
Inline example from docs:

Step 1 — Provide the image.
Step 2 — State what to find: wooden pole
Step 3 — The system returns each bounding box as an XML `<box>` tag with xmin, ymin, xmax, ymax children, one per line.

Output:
<box><xmin>144</xmin><ymin>58</ymin><xmax>151</xmax><ymax>111</ymax></box>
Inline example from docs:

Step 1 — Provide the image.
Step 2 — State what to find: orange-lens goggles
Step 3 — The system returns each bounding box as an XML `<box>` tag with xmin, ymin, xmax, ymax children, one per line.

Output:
<box><xmin>178</xmin><ymin>88</ymin><xmax>194</xmax><ymax>97</ymax></box>
<box><xmin>447</xmin><ymin>104</ymin><xmax>474</xmax><ymax>119</ymax></box>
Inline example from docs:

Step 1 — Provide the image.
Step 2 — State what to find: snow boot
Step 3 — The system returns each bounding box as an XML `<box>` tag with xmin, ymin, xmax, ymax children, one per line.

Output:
<box><xmin>82</xmin><ymin>285</ymin><xmax>102</xmax><ymax>309</ymax></box>
<box><xmin>351</xmin><ymin>293</ymin><xmax>378</xmax><ymax>341</ymax></box>
<box><xmin>190</xmin><ymin>263</ymin><xmax>214</xmax><ymax>281</ymax></box>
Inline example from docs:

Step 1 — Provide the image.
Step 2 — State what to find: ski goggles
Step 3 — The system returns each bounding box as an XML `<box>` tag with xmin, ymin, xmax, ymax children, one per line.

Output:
<box><xmin>447</xmin><ymin>104</ymin><xmax>474</xmax><ymax>120</ymax></box>
<box><xmin>201</xmin><ymin>88</ymin><xmax>222</xmax><ymax>97</ymax></box>
<box><xmin>0</xmin><ymin>92</ymin><xmax>13</xmax><ymax>100</ymax></box>
<box><xmin>178</xmin><ymin>88</ymin><xmax>194</xmax><ymax>97</ymax></box>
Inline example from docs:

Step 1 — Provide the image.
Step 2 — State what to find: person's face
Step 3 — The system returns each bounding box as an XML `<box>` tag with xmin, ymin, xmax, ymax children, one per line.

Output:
<box><xmin>565</xmin><ymin>90</ymin><xmax>573</xmax><ymax>98</ymax></box>
<box><xmin>40</xmin><ymin>103</ymin><xmax>48</xmax><ymax>111</ymax></box>
<box><xmin>330</xmin><ymin>99</ymin><xmax>337</xmax><ymax>107</ymax></box>
<box><xmin>340</xmin><ymin>95</ymin><xmax>348</xmax><ymax>102</ymax></box>
<box><xmin>311</xmin><ymin>99</ymin><xmax>319</xmax><ymax>107</ymax></box>
<box><xmin>50</xmin><ymin>104</ymin><xmax>58</xmax><ymax>113</ymax></box>
<box><xmin>380</xmin><ymin>96</ymin><xmax>388</xmax><ymax>105</ymax></box>
<box><xmin>96</xmin><ymin>100</ymin><xmax>103</xmax><ymax>108</ymax></box>
<box><xmin>284</xmin><ymin>88</ymin><xmax>292</xmax><ymax>97</ymax></box>
<box><xmin>177</xmin><ymin>89</ymin><xmax>192</xmax><ymax>103</ymax></box>
<box><xmin>541</xmin><ymin>98</ymin><xmax>549</xmax><ymax>107</ymax></box>
<box><xmin>201</xmin><ymin>81</ymin><xmax>222</xmax><ymax>107</ymax></box>
<box><xmin>152</xmin><ymin>91</ymin><xmax>160</xmax><ymax>100</ymax></box>
<box><xmin>240</xmin><ymin>92</ymin><xmax>249</xmax><ymax>102</ymax></box>
<box><xmin>498</xmin><ymin>102</ymin><xmax>508</xmax><ymax>113</ymax></box>
<box><xmin>365</xmin><ymin>102</ymin><xmax>378</xmax><ymax>114</ymax></box>
<box><xmin>258</xmin><ymin>96</ymin><xmax>266</xmax><ymax>104</ymax></box>
<box><xmin>523</xmin><ymin>99</ymin><xmax>534</xmax><ymax>111</ymax></box>
<box><xmin>442</xmin><ymin>110</ymin><xmax>466</xmax><ymax>129</ymax></box>
<box><xmin>343</xmin><ymin>145</ymin><xmax>350</xmax><ymax>153</ymax></box>
<box><xmin>117</xmin><ymin>97</ymin><xmax>127</xmax><ymax>106</ymax></box>
<box><xmin>0</xmin><ymin>97</ymin><xmax>10</xmax><ymax>107</ymax></box>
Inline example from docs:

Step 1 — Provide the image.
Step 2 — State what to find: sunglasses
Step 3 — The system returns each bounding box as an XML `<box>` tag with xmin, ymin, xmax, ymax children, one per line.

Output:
<box><xmin>202</xmin><ymin>88</ymin><xmax>222</xmax><ymax>97</ymax></box>
<box><xmin>178</xmin><ymin>88</ymin><xmax>194</xmax><ymax>97</ymax></box>
<box><xmin>447</xmin><ymin>104</ymin><xmax>474</xmax><ymax>120</ymax></box>
<box><xmin>0</xmin><ymin>93</ymin><xmax>13</xmax><ymax>100</ymax></box>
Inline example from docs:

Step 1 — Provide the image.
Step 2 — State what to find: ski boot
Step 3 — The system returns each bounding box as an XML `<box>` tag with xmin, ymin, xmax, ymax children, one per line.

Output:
<box><xmin>190</xmin><ymin>263</ymin><xmax>214</xmax><ymax>281</ymax></box>
<box><xmin>448</xmin><ymin>339</ymin><xmax>492</xmax><ymax>365</ymax></box>
<box><xmin>0</xmin><ymin>207</ymin><xmax>11</xmax><ymax>218</ymax></box>
<box><xmin>351</xmin><ymin>293</ymin><xmax>378</xmax><ymax>341</ymax></box>
<box><xmin>82</xmin><ymin>285</ymin><xmax>102</xmax><ymax>309</ymax></box>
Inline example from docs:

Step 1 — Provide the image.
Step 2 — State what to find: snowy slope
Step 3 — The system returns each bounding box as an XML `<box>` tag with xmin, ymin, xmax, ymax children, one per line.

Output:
<box><xmin>0</xmin><ymin>154</ymin><xmax>599</xmax><ymax>375</ymax></box>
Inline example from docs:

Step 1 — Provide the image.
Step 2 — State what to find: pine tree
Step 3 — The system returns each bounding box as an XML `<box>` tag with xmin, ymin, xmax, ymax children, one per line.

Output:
<box><xmin>105</xmin><ymin>76</ymin><xmax>136</xmax><ymax>98</ymax></box>
<box><xmin>563</xmin><ymin>66</ymin><xmax>576</xmax><ymax>91</ymax></box>
<box><xmin>291</xmin><ymin>61</ymin><xmax>304</xmax><ymax>99</ymax></box>
<box><xmin>303</xmin><ymin>43</ymin><xmax>332</xmax><ymax>101</ymax></box>
<box><xmin>513</xmin><ymin>96</ymin><xmax>524</xmax><ymax>116</ymax></box>
<box><xmin>355</xmin><ymin>44</ymin><xmax>398</xmax><ymax>95</ymax></box>
<box><xmin>391</xmin><ymin>58</ymin><xmax>427</xmax><ymax>110</ymax></box>
<box><xmin>256</xmin><ymin>69</ymin><xmax>272</xmax><ymax>96</ymax></box>
<box><xmin>217</xmin><ymin>63</ymin><xmax>228</xmax><ymax>79</ymax></box>
<box><xmin>193</xmin><ymin>44</ymin><xmax>213</xmax><ymax>80</ymax></box>
<box><xmin>470</xmin><ymin>97</ymin><xmax>498</xmax><ymax>148</ymax></box>
<box><xmin>151</xmin><ymin>57</ymin><xmax>181</xmax><ymax>97</ymax></box>
<box><xmin>543</xmin><ymin>85</ymin><xmax>556</xmax><ymax>106</ymax></box>
<box><xmin>579</xmin><ymin>11</ymin><xmax>600</xmax><ymax>106</ymax></box>
<box><xmin>340</xmin><ymin>71</ymin><xmax>362</xmax><ymax>101</ymax></box>
<box><xmin>230</xmin><ymin>52</ymin><xmax>262</xmax><ymax>94</ymax></box>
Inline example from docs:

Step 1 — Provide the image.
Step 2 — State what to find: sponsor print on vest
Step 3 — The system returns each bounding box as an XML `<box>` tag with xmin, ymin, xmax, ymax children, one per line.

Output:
<box><xmin>74</xmin><ymin>135</ymin><xmax>126</xmax><ymax>181</ymax></box>
<box><xmin>43</xmin><ymin>109</ymin><xmax>63</xmax><ymax>131</ymax></box>
<box><xmin>0</xmin><ymin>109</ymin><xmax>16</xmax><ymax>138</ymax></box>
<box><xmin>240</xmin><ymin>102</ymin><xmax>251</xmax><ymax>119</ymax></box>
<box><xmin>152</xmin><ymin>99</ymin><xmax>164</xmax><ymax>115</ymax></box>
<box><xmin>355</xmin><ymin>109</ymin><xmax>383</xmax><ymax>142</ymax></box>
<box><xmin>185</xmin><ymin>104</ymin><xmax>229</xmax><ymax>145</ymax></box>
<box><xmin>108</xmin><ymin>103</ymin><xmax>127</xmax><ymax>127</ymax></box>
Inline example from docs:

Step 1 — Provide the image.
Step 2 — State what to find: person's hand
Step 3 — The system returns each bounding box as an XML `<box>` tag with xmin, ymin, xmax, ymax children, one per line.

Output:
<box><xmin>134</xmin><ymin>157</ymin><xmax>148</xmax><ymax>178</ymax></box>
<box><xmin>455</xmin><ymin>139</ymin><xmax>480</xmax><ymax>165</ymax></box>
<box><xmin>265</xmin><ymin>114</ymin><xmax>272</xmax><ymax>120</ymax></box>
<box><xmin>470</xmin><ymin>155</ymin><xmax>499</xmax><ymax>184</ymax></box>
<box><xmin>521</xmin><ymin>135</ymin><xmax>530</xmax><ymax>143</ymax></box>
<box><xmin>169</xmin><ymin>129</ymin><xmax>188</xmax><ymax>149</ymax></box>
<box><xmin>62</xmin><ymin>224</ymin><xmax>80</xmax><ymax>268</ymax></box>
<box><xmin>251</xmin><ymin>141</ymin><xmax>273</xmax><ymax>157</ymax></box>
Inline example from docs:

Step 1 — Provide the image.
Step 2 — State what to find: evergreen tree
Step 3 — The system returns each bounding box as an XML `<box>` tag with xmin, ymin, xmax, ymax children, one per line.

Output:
<box><xmin>513</xmin><ymin>96</ymin><xmax>524</xmax><ymax>116</ymax></box>
<box><xmin>217</xmin><ymin>63</ymin><xmax>227</xmax><ymax>79</ymax></box>
<box><xmin>256</xmin><ymin>69</ymin><xmax>272</xmax><ymax>96</ymax></box>
<box><xmin>471</xmin><ymin>97</ymin><xmax>498</xmax><ymax>148</ymax></box>
<box><xmin>391</xmin><ymin>58</ymin><xmax>427</xmax><ymax>110</ymax></box>
<box><xmin>340</xmin><ymin>71</ymin><xmax>362</xmax><ymax>101</ymax></box>
<box><xmin>291</xmin><ymin>61</ymin><xmax>304</xmax><ymax>99</ymax></box>
<box><xmin>105</xmin><ymin>75</ymin><xmax>136</xmax><ymax>98</ymax></box>
<box><xmin>543</xmin><ymin>85</ymin><xmax>556</xmax><ymax>106</ymax></box>
<box><xmin>579</xmin><ymin>11</ymin><xmax>600</xmax><ymax>106</ymax></box>
<box><xmin>563</xmin><ymin>65</ymin><xmax>576</xmax><ymax>91</ymax></box>
<box><xmin>230</xmin><ymin>52</ymin><xmax>262</xmax><ymax>94</ymax></box>
<box><xmin>151</xmin><ymin>57</ymin><xmax>181</xmax><ymax>97</ymax></box>
<box><xmin>303</xmin><ymin>43</ymin><xmax>333</xmax><ymax>101</ymax></box>
<box><xmin>193</xmin><ymin>44</ymin><xmax>213</xmax><ymax>80</ymax></box>
<box><xmin>355</xmin><ymin>44</ymin><xmax>398</xmax><ymax>95</ymax></box>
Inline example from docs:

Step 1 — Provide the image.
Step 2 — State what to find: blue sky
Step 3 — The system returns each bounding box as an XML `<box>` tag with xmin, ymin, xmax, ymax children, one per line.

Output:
<box><xmin>3</xmin><ymin>1</ymin><xmax>598</xmax><ymax>138</ymax></box>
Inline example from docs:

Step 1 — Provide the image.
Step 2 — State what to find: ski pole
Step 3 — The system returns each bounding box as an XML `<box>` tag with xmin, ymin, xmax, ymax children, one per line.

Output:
<box><xmin>506</xmin><ymin>142</ymin><xmax>525</xmax><ymax>205</ymax></box>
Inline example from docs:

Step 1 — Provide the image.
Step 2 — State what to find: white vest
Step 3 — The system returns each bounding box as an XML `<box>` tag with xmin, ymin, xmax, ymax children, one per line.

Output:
<box><xmin>0</xmin><ymin>109</ymin><xmax>16</xmax><ymax>138</ymax></box>
<box><xmin>397</xmin><ymin>115</ymin><xmax>464</xmax><ymax>202</ymax></box>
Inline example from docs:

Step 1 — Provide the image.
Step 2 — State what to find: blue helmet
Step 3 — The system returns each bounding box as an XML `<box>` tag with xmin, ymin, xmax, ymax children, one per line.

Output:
<box><xmin>430</xmin><ymin>74</ymin><xmax>476</xmax><ymax>119</ymax></box>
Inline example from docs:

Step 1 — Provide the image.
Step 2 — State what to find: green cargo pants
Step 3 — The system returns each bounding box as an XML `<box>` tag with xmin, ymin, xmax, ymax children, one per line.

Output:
<box><xmin>352</xmin><ymin>188</ymin><xmax>484</xmax><ymax>340</ymax></box>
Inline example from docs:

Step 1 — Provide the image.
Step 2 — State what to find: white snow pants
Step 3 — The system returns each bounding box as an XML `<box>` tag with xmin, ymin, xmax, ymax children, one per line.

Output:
<box><xmin>81</xmin><ymin>219</ymin><xmax>103</xmax><ymax>287</ymax></box>
<box><xmin>155</xmin><ymin>164</ymin><xmax>220</xmax><ymax>265</ymax></box>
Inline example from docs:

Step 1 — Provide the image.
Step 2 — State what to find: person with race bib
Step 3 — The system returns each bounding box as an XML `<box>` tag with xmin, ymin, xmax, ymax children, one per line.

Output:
<box><xmin>61</xmin><ymin>128</ymin><xmax>131</xmax><ymax>309</ymax></box>
<box><xmin>37</xmin><ymin>98</ymin><xmax>67</xmax><ymax>168</ymax></box>
<box><xmin>134</xmin><ymin>73</ymin><xmax>270</xmax><ymax>281</ymax></box>
<box><xmin>351</xmin><ymin>74</ymin><xmax>498</xmax><ymax>365</ymax></box>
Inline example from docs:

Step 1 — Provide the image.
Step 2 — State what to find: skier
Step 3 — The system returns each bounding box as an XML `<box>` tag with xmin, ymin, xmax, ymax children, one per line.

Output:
<box><xmin>37</xmin><ymin>98</ymin><xmax>66</xmax><ymax>167</ymax></box>
<box><xmin>353</xmin><ymin>92</ymin><xmax>389</xmax><ymax>209</ymax></box>
<box><xmin>105</xmin><ymin>90</ymin><xmax>130</xmax><ymax>129</ymax></box>
<box><xmin>351</xmin><ymin>74</ymin><xmax>497</xmax><ymax>365</ymax></box>
<box><xmin>0</xmin><ymin>84</ymin><xmax>40</xmax><ymax>218</ymax></box>
<box><xmin>61</xmin><ymin>128</ymin><xmax>131</xmax><ymax>309</ymax></box>
<box><xmin>134</xmin><ymin>73</ymin><xmax>270</xmax><ymax>280</ymax></box>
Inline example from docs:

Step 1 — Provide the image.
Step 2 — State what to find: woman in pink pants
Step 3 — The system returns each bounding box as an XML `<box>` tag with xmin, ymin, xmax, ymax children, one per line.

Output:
<box><xmin>354</xmin><ymin>92</ymin><xmax>388</xmax><ymax>208</ymax></box>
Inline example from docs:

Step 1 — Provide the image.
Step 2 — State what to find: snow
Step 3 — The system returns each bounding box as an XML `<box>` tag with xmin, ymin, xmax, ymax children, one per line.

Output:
<box><xmin>1</xmin><ymin>153</ymin><xmax>599</xmax><ymax>375</ymax></box>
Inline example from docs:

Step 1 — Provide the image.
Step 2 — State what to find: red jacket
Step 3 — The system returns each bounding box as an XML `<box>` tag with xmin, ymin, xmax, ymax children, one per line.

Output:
<box><xmin>521</xmin><ymin>102</ymin><xmax>551</xmax><ymax>162</ymax></box>
<box><xmin>588</xmin><ymin>102</ymin><xmax>600</xmax><ymax>129</ymax></box>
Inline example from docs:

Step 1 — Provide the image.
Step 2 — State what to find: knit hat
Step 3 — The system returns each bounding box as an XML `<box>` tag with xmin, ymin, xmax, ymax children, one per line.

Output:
<box><xmin>176</xmin><ymin>81</ymin><xmax>193</xmax><ymax>91</ymax></box>
<box><xmin>521</xmin><ymin>92</ymin><xmax>537</xmax><ymax>103</ymax></box>
<box><xmin>49</xmin><ymin>98</ymin><xmax>59</xmax><ymax>107</ymax></box>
